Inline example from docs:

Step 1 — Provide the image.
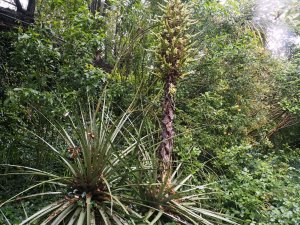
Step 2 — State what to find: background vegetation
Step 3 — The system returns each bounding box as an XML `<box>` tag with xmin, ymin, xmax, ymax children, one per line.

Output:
<box><xmin>0</xmin><ymin>0</ymin><xmax>299</xmax><ymax>224</ymax></box>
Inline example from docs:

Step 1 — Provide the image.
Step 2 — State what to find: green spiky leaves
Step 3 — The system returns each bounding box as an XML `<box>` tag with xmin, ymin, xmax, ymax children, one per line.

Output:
<box><xmin>0</xmin><ymin>97</ymin><xmax>145</xmax><ymax>224</ymax></box>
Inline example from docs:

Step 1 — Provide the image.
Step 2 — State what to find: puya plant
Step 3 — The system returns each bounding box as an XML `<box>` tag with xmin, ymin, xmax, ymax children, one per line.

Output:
<box><xmin>154</xmin><ymin>0</ymin><xmax>197</xmax><ymax>173</ymax></box>
<box><xmin>131</xmin><ymin>1</ymin><xmax>237</xmax><ymax>224</ymax></box>
<box><xmin>0</xmin><ymin>95</ymin><xmax>148</xmax><ymax>224</ymax></box>
<box><xmin>130</xmin><ymin>120</ymin><xmax>237</xmax><ymax>225</ymax></box>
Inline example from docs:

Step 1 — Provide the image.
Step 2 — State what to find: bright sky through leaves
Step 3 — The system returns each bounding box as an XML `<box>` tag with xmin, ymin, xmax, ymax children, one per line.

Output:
<box><xmin>0</xmin><ymin>0</ymin><xmax>28</xmax><ymax>10</ymax></box>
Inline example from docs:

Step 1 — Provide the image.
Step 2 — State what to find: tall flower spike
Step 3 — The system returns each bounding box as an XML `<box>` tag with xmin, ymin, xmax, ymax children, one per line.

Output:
<box><xmin>155</xmin><ymin>0</ymin><xmax>195</xmax><ymax>175</ymax></box>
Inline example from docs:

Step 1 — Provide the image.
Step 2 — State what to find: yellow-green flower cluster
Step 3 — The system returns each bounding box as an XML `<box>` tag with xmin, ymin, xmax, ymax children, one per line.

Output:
<box><xmin>155</xmin><ymin>0</ymin><xmax>195</xmax><ymax>79</ymax></box>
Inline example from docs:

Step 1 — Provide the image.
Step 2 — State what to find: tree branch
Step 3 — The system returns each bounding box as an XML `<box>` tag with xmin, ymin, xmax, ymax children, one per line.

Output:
<box><xmin>27</xmin><ymin>0</ymin><xmax>36</xmax><ymax>15</ymax></box>
<box><xmin>13</xmin><ymin>0</ymin><xmax>25</xmax><ymax>13</ymax></box>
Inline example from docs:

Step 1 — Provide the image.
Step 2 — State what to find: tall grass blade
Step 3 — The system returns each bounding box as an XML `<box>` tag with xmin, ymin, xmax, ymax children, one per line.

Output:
<box><xmin>0</xmin><ymin>209</ymin><xmax>11</xmax><ymax>225</ymax></box>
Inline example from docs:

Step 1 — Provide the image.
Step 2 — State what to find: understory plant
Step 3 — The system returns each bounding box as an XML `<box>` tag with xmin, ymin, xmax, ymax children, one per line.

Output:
<box><xmin>0</xmin><ymin>96</ymin><xmax>145</xmax><ymax>224</ymax></box>
<box><xmin>133</xmin><ymin>128</ymin><xmax>236</xmax><ymax>225</ymax></box>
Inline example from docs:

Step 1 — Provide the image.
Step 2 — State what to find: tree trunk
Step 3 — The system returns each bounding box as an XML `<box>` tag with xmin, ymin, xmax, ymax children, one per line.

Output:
<box><xmin>90</xmin><ymin>0</ymin><xmax>113</xmax><ymax>72</ymax></box>
<box><xmin>90</xmin><ymin>0</ymin><xmax>109</xmax><ymax>15</ymax></box>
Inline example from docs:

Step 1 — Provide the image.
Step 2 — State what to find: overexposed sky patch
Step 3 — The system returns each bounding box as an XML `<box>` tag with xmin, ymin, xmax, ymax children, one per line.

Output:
<box><xmin>0</xmin><ymin>0</ymin><xmax>28</xmax><ymax>10</ymax></box>
<box><xmin>254</xmin><ymin>0</ymin><xmax>300</xmax><ymax>57</ymax></box>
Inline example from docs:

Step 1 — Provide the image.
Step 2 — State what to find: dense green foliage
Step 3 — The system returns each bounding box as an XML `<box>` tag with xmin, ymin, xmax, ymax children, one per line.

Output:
<box><xmin>0</xmin><ymin>0</ymin><xmax>299</xmax><ymax>224</ymax></box>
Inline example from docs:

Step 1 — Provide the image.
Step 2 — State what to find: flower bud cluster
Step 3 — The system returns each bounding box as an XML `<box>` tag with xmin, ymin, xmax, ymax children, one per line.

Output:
<box><xmin>155</xmin><ymin>0</ymin><xmax>195</xmax><ymax>80</ymax></box>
